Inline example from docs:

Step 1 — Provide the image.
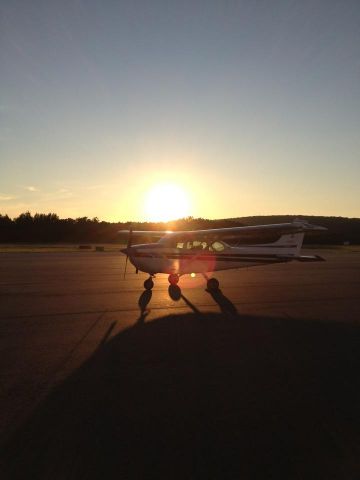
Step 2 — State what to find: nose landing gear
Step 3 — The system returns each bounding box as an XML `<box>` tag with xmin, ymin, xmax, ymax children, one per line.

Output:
<box><xmin>168</xmin><ymin>273</ymin><xmax>180</xmax><ymax>285</ymax></box>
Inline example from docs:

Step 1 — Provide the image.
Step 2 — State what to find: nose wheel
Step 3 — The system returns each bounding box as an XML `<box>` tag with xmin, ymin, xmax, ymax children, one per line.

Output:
<box><xmin>168</xmin><ymin>274</ymin><xmax>180</xmax><ymax>285</ymax></box>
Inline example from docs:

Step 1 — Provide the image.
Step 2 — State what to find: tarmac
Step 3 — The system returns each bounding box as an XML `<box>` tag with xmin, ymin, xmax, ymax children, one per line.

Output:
<box><xmin>0</xmin><ymin>248</ymin><xmax>359</xmax><ymax>479</ymax></box>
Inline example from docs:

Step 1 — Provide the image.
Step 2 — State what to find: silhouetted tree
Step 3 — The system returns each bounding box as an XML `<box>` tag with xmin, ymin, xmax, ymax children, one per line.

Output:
<box><xmin>0</xmin><ymin>212</ymin><xmax>359</xmax><ymax>244</ymax></box>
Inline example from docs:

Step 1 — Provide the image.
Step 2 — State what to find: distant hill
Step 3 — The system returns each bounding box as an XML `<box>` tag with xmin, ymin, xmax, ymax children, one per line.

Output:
<box><xmin>230</xmin><ymin>215</ymin><xmax>360</xmax><ymax>244</ymax></box>
<box><xmin>0</xmin><ymin>212</ymin><xmax>359</xmax><ymax>244</ymax></box>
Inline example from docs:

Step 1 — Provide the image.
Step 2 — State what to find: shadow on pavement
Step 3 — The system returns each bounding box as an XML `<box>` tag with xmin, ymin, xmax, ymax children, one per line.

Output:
<box><xmin>1</xmin><ymin>312</ymin><xmax>360</xmax><ymax>479</ymax></box>
<box><xmin>206</xmin><ymin>288</ymin><xmax>238</xmax><ymax>318</ymax></box>
<box><xmin>137</xmin><ymin>290</ymin><xmax>152</xmax><ymax>324</ymax></box>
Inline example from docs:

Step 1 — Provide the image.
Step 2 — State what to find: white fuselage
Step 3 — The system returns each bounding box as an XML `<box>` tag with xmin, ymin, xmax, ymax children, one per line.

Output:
<box><xmin>128</xmin><ymin>242</ymin><xmax>297</xmax><ymax>276</ymax></box>
<box><xmin>120</xmin><ymin>221</ymin><xmax>326</xmax><ymax>280</ymax></box>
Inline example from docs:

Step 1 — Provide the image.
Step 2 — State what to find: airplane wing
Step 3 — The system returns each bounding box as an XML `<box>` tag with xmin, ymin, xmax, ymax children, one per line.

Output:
<box><xmin>118</xmin><ymin>220</ymin><xmax>327</xmax><ymax>245</ymax></box>
<box><xmin>118</xmin><ymin>230</ymin><xmax>171</xmax><ymax>237</ymax></box>
<box><xmin>118</xmin><ymin>230</ymin><xmax>172</xmax><ymax>244</ymax></box>
<box><xmin>159</xmin><ymin>220</ymin><xmax>327</xmax><ymax>242</ymax></box>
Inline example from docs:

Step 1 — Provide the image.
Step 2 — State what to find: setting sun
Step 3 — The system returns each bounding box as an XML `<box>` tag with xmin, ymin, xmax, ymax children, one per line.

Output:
<box><xmin>143</xmin><ymin>183</ymin><xmax>191</xmax><ymax>222</ymax></box>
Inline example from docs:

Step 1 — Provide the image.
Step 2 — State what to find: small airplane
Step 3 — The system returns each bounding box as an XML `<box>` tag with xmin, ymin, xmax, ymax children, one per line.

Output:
<box><xmin>120</xmin><ymin>219</ymin><xmax>327</xmax><ymax>291</ymax></box>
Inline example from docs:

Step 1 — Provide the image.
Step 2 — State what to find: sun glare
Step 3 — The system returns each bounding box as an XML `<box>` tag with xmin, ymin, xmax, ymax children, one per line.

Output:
<box><xmin>144</xmin><ymin>183</ymin><xmax>191</xmax><ymax>222</ymax></box>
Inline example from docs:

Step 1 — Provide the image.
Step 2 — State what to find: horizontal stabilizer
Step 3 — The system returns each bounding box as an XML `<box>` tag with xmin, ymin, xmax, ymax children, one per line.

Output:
<box><xmin>296</xmin><ymin>255</ymin><xmax>325</xmax><ymax>262</ymax></box>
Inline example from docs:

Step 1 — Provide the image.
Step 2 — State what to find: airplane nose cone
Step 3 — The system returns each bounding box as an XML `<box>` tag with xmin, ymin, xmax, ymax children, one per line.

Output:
<box><xmin>121</xmin><ymin>246</ymin><xmax>137</xmax><ymax>255</ymax></box>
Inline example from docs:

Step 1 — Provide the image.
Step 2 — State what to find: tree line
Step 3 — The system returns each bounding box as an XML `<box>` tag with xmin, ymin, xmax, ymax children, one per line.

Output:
<box><xmin>0</xmin><ymin>212</ymin><xmax>359</xmax><ymax>244</ymax></box>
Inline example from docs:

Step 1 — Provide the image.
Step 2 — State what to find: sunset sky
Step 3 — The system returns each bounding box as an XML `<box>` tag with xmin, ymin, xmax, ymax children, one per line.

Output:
<box><xmin>1</xmin><ymin>1</ymin><xmax>359</xmax><ymax>221</ymax></box>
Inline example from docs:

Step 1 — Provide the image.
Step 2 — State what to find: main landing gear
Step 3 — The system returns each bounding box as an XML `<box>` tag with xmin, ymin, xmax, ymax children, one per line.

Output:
<box><xmin>201</xmin><ymin>273</ymin><xmax>220</xmax><ymax>292</ymax></box>
<box><xmin>206</xmin><ymin>277</ymin><xmax>220</xmax><ymax>291</ymax></box>
<box><xmin>143</xmin><ymin>273</ymin><xmax>180</xmax><ymax>290</ymax></box>
<box><xmin>167</xmin><ymin>273</ymin><xmax>220</xmax><ymax>291</ymax></box>
<box><xmin>144</xmin><ymin>273</ymin><xmax>220</xmax><ymax>291</ymax></box>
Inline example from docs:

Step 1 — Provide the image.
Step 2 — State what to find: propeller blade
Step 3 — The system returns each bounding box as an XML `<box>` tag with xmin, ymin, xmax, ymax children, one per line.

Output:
<box><xmin>123</xmin><ymin>227</ymin><xmax>133</xmax><ymax>279</ymax></box>
<box><xmin>123</xmin><ymin>253</ymin><xmax>129</xmax><ymax>279</ymax></box>
<box><xmin>127</xmin><ymin>228</ymin><xmax>133</xmax><ymax>249</ymax></box>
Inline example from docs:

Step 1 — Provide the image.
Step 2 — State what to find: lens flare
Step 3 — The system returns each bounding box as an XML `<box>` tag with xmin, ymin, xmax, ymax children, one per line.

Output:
<box><xmin>144</xmin><ymin>183</ymin><xmax>191</xmax><ymax>221</ymax></box>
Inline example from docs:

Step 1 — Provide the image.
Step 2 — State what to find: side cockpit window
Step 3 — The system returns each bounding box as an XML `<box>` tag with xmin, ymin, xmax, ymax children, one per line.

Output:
<box><xmin>210</xmin><ymin>241</ymin><xmax>225</xmax><ymax>252</ymax></box>
<box><xmin>175</xmin><ymin>240</ymin><xmax>208</xmax><ymax>250</ymax></box>
<box><xmin>187</xmin><ymin>240</ymin><xmax>208</xmax><ymax>250</ymax></box>
<box><xmin>170</xmin><ymin>238</ymin><xmax>225</xmax><ymax>252</ymax></box>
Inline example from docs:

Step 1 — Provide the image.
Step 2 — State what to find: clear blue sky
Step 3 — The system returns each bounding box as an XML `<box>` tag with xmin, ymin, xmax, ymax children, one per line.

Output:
<box><xmin>1</xmin><ymin>0</ymin><xmax>359</xmax><ymax>221</ymax></box>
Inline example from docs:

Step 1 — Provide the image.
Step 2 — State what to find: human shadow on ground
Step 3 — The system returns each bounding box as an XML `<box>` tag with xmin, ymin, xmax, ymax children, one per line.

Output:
<box><xmin>1</xmin><ymin>312</ymin><xmax>360</xmax><ymax>480</ymax></box>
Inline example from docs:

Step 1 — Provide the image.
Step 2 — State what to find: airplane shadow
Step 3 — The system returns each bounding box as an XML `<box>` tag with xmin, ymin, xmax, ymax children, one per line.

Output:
<box><xmin>167</xmin><ymin>284</ymin><xmax>237</xmax><ymax>318</ymax></box>
<box><xmin>206</xmin><ymin>288</ymin><xmax>238</xmax><ymax>318</ymax></box>
<box><xmin>168</xmin><ymin>285</ymin><xmax>201</xmax><ymax>314</ymax></box>
<box><xmin>137</xmin><ymin>289</ymin><xmax>152</xmax><ymax>324</ymax></box>
<box><xmin>1</xmin><ymin>312</ymin><xmax>360</xmax><ymax>479</ymax></box>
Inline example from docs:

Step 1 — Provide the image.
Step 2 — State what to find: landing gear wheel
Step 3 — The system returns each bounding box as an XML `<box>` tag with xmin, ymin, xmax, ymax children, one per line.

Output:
<box><xmin>207</xmin><ymin>278</ymin><xmax>219</xmax><ymax>291</ymax></box>
<box><xmin>168</xmin><ymin>274</ymin><xmax>179</xmax><ymax>285</ymax></box>
<box><xmin>144</xmin><ymin>278</ymin><xmax>154</xmax><ymax>290</ymax></box>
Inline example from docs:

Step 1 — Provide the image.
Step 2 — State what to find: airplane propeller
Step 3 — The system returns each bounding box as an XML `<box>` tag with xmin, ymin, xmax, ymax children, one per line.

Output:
<box><xmin>123</xmin><ymin>227</ymin><xmax>133</xmax><ymax>279</ymax></box>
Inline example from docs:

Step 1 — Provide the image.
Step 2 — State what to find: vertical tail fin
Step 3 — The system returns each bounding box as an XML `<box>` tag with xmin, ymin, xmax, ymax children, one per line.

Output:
<box><xmin>273</xmin><ymin>232</ymin><xmax>304</xmax><ymax>256</ymax></box>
